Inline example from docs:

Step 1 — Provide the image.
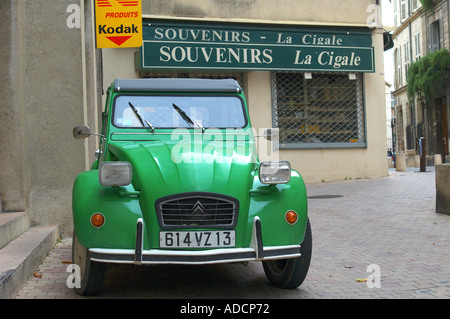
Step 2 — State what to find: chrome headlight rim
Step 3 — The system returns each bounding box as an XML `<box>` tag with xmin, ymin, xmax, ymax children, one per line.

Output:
<box><xmin>258</xmin><ymin>161</ymin><xmax>291</xmax><ymax>185</ymax></box>
<box><xmin>98</xmin><ymin>161</ymin><xmax>132</xmax><ymax>187</ymax></box>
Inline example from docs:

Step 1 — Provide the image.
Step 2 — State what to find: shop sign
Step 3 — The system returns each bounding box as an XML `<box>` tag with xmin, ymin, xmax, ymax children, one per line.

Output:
<box><xmin>95</xmin><ymin>0</ymin><xmax>142</xmax><ymax>48</ymax></box>
<box><xmin>138</xmin><ymin>19</ymin><xmax>375</xmax><ymax>72</ymax></box>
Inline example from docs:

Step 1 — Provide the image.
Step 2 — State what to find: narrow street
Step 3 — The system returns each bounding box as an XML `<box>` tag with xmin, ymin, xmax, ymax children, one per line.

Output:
<box><xmin>16</xmin><ymin>168</ymin><xmax>450</xmax><ymax>299</ymax></box>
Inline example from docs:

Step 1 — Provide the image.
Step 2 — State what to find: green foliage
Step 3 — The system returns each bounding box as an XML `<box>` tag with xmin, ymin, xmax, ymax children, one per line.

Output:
<box><xmin>407</xmin><ymin>49</ymin><xmax>450</xmax><ymax>101</ymax></box>
<box><xmin>420</xmin><ymin>0</ymin><xmax>434</xmax><ymax>12</ymax></box>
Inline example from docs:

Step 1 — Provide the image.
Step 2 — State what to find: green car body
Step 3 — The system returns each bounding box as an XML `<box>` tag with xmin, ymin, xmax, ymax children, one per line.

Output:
<box><xmin>72</xmin><ymin>78</ymin><xmax>311</xmax><ymax>295</ymax></box>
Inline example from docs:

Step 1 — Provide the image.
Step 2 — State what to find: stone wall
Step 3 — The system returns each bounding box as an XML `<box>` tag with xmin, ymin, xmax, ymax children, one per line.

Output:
<box><xmin>0</xmin><ymin>0</ymin><xmax>99</xmax><ymax>235</ymax></box>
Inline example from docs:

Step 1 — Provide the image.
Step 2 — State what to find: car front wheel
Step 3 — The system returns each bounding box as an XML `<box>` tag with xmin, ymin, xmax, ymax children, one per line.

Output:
<box><xmin>263</xmin><ymin>217</ymin><xmax>312</xmax><ymax>289</ymax></box>
<box><xmin>72</xmin><ymin>231</ymin><xmax>106</xmax><ymax>296</ymax></box>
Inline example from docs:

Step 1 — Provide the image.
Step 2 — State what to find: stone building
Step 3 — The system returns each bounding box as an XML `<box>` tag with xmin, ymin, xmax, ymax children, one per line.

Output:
<box><xmin>392</xmin><ymin>0</ymin><xmax>450</xmax><ymax>166</ymax></box>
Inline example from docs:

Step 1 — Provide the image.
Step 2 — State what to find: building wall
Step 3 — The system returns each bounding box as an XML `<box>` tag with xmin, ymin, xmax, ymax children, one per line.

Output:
<box><xmin>393</xmin><ymin>0</ymin><xmax>450</xmax><ymax>164</ymax></box>
<box><xmin>0</xmin><ymin>0</ymin><xmax>28</xmax><ymax>212</ymax></box>
<box><xmin>277</xmin><ymin>30</ymin><xmax>387</xmax><ymax>182</ymax></box>
<box><xmin>424</xmin><ymin>0</ymin><xmax>450</xmax><ymax>161</ymax></box>
<box><xmin>392</xmin><ymin>0</ymin><xmax>422</xmax><ymax>164</ymax></box>
<box><xmin>141</xmin><ymin>0</ymin><xmax>375</xmax><ymax>25</ymax></box>
<box><xmin>0</xmin><ymin>0</ymin><xmax>99</xmax><ymax>234</ymax></box>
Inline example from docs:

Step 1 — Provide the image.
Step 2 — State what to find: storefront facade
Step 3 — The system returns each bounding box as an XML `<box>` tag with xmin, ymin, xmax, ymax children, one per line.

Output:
<box><xmin>101</xmin><ymin>2</ymin><xmax>387</xmax><ymax>184</ymax></box>
<box><xmin>0</xmin><ymin>0</ymin><xmax>387</xmax><ymax>234</ymax></box>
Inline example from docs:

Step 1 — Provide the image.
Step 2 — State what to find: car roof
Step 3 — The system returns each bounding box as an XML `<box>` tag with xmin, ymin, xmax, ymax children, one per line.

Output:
<box><xmin>113</xmin><ymin>78</ymin><xmax>242</xmax><ymax>93</ymax></box>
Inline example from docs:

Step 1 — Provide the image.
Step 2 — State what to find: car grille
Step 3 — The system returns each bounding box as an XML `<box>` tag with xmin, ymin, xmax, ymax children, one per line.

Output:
<box><xmin>156</xmin><ymin>193</ymin><xmax>239</xmax><ymax>229</ymax></box>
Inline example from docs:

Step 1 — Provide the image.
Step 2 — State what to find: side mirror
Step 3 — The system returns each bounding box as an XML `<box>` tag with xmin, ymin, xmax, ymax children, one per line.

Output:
<box><xmin>264</xmin><ymin>128</ymin><xmax>279</xmax><ymax>141</ymax></box>
<box><xmin>73</xmin><ymin>126</ymin><xmax>91</xmax><ymax>139</ymax></box>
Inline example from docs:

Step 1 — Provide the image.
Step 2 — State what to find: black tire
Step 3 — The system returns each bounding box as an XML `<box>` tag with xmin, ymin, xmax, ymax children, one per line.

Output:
<box><xmin>72</xmin><ymin>231</ymin><xmax>106</xmax><ymax>296</ymax></box>
<box><xmin>263</xmin><ymin>217</ymin><xmax>312</xmax><ymax>289</ymax></box>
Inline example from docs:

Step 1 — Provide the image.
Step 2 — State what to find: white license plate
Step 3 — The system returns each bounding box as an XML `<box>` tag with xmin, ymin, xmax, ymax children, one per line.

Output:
<box><xmin>160</xmin><ymin>230</ymin><xmax>235</xmax><ymax>248</ymax></box>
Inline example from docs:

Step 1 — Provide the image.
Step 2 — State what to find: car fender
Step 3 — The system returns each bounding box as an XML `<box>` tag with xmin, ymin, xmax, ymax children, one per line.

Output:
<box><xmin>246</xmin><ymin>170</ymin><xmax>308</xmax><ymax>247</ymax></box>
<box><xmin>72</xmin><ymin>169</ymin><xmax>145</xmax><ymax>249</ymax></box>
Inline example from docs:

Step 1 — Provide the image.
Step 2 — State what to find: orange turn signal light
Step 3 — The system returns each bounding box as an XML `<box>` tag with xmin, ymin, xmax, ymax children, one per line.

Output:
<box><xmin>91</xmin><ymin>213</ymin><xmax>105</xmax><ymax>228</ymax></box>
<box><xmin>285</xmin><ymin>210</ymin><xmax>298</xmax><ymax>225</ymax></box>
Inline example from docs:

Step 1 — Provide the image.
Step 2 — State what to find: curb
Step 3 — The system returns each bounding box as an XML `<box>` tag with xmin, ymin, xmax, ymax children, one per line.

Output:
<box><xmin>0</xmin><ymin>224</ymin><xmax>60</xmax><ymax>299</ymax></box>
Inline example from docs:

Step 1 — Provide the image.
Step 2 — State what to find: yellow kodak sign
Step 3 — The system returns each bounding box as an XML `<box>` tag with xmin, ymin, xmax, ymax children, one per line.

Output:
<box><xmin>95</xmin><ymin>0</ymin><xmax>142</xmax><ymax>48</ymax></box>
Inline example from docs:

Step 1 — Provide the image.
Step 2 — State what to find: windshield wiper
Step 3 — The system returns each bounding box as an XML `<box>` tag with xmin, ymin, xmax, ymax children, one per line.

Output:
<box><xmin>172</xmin><ymin>103</ymin><xmax>205</xmax><ymax>132</ymax></box>
<box><xmin>128</xmin><ymin>102</ymin><xmax>155</xmax><ymax>132</ymax></box>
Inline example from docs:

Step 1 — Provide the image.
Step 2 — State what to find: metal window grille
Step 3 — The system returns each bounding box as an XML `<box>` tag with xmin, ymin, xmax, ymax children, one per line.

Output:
<box><xmin>271</xmin><ymin>72</ymin><xmax>366</xmax><ymax>149</ymax></box>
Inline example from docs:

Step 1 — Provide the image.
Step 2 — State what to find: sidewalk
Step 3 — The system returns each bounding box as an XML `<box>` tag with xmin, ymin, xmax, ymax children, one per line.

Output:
<box><xmin>304</xmin><ymin>167</ymin><xmax>449</xmax><ymax>298</ymax></box>
<box><xmin>15</xmin><ymin>167</ymin><xmax>450</xmax><ymax>299</ymax></box>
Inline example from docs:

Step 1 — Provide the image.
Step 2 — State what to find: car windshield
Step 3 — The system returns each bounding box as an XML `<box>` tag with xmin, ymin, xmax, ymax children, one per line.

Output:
<box><xmin>113</xmin><ymin>95</ymin><xmax>246</xmax><ymax>129</ymax></box>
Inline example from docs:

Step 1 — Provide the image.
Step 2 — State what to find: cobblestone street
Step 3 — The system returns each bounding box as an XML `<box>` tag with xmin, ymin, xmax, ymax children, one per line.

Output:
<box><xmin>15</xmin><ymin>168</ymin><xmax>450</xmax><ymax>299</ymax></box>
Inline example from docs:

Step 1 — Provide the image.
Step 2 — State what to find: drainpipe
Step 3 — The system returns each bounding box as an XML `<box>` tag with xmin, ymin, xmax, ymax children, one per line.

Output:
<box><xmin>80</xmin><ymin>0</ymin><xmax>89</xmax><ymax>171</ymax></box>
<box><xmin>408</xmin><ymin>1</ymin><xmax>416</xmax><ymax>152</ymax></box>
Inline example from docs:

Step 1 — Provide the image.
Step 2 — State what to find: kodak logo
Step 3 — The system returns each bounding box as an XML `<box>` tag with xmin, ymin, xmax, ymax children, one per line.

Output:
<box><xmin>98</xmin><ymin>24</ymin><xmax>139</xmax><ymax>34</ymax></box>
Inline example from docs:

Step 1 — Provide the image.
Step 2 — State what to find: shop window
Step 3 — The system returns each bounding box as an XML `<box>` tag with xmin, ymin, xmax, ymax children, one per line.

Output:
<box><xmin>271</xmin><ymin>72</ymin><xmax>366</xmax><ymax>149</ymax></box>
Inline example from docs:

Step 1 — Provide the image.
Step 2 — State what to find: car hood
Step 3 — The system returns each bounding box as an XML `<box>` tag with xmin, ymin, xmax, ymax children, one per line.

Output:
<box><xmin>107</xmin><ymin>139</ymin><xmax>257</xmax><ymax>200</ymax></box>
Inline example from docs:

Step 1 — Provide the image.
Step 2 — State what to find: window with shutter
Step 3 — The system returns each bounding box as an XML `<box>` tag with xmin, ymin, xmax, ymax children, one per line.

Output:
<box><xmin>430</xmin><ymin>20</ymin><xmax>441</xmax><ymax>53</ymax></box>
<box><xmin>414</xmin><ymin>33</ymin><xmax>421</xmax><ymax>59</ymax></box>
<box><xmin>404</xmin><ymin>42</ymin><xmax>410</xmax><ymax>64</ymax></box>
<box><xmin>400</xmin><ymin>0</ymin><xmax>408</xmax><ymax>22</ymax></box>
<box><xmin>396</xmin><ymin>47</ymin><xmax>403</xmax><ymax>88</ymax></box>
<box><xmin>393</xmin><ymin>0</ymin><xmax>399</xmax><ymax>27</ymax></box>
